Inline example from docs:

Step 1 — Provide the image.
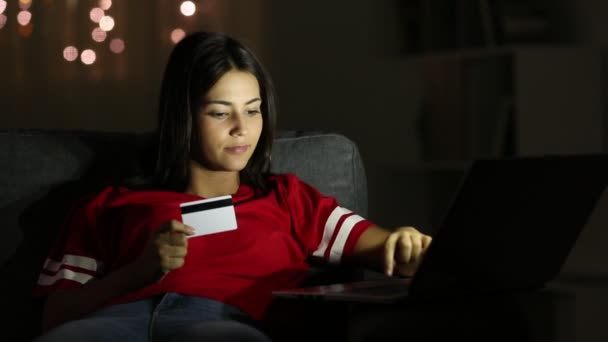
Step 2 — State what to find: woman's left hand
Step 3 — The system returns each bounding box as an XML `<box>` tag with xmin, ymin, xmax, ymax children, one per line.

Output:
<box><xmin>384</xmin><ymin>226</ymin><xmax>432</xmax><ymax>277</ymax></box>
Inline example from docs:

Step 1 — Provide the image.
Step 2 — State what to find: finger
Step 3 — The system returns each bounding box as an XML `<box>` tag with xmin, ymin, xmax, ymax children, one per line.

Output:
<box><xmin>159</xmin><ymin>244</ymin><xmax>188</xmax><ymax>258</ymax></box>
<box><xmin>169</xmin><ymin>220</ymin><xmax>195</xmax><ymax>235</ymax></box>
<box><xmin>184</xmin><ymin>225</ymin><xmax>195</xmax><ymax>236</ymax></box>
<box><xmin>409</xmin><ymin>235</ymin><xmax>422</xmax><ymax>262</ymax></box>
<box><xmin>384</xmin><ymin>233</ymin><xmax>401</xmax><ymax>276</ymax></box>
<box><xmin>421</xmin><ymin>235</ymin><xmax>433</xmax><ymax>250</ymax></box>
<box><xmin>161</xmin><ymin>256</ymin><xmax>186</xmax><ymax>272</ymax></box>
<box><xmin>156</xmin><ymin>229</ymin><xmax>188</xmax><ymax>247</ymax></box>
<box><xmin>167</xmin><ymin>231</ymin><xmax>188</xmax><ymax>246</ymax></box>
<box><xmin>158</xmin><ymin>244</ymin><xmax>188</xmax><ymax>272</ymax></box>
<box><xmin>156</xmin><ymin>220</ymin><xmax>195</xmax><ymax>236</ymax></box>
<box><xmin>397</xmin><ymin>234</ymin><xmax>412</xmax><ymax>264</ymax></box>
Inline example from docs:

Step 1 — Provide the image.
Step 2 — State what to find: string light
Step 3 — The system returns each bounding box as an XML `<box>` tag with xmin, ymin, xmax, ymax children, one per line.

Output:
<box><xmin>17</xmin><ymin>10</ymin><xmax>31</xmax><ymax>26</ymax></box>
<box><xmin>0</xmin><ymin>0</ymin><xmax>222</xmax><ymax>83</ymax></box>
<box><xmin>180</xmin><ymin>1</ymin><xmax>195</xmax><ymax>16</ymax></box>
<box><xmin>80</xmin><ymin>49</ymin><xmax>96</xmax><ymax>65</ymax></box>
<box><xmin>63</xmin><ymin>46</ymin><xmax>79</xmax><ymax>62</ymax></box>
<box><xmin>89</xmin><ymin>7</ymin><xmax>104</xmax><ymax>23</ymax></box>
<box><xmin>98</xmin><ymin>0</ymin><xmax>111</xmax><ymax>11</ymax></box>
<box><xmin>170</xmin><ymin>28</ymin><xmax>186</xmax><ymax>44</ymax></box>
<box><xmin>1</xmin><ymin>1</ymin><xmax>216</xmax><ymax>70</ymax></box>
<box><xmin>18</xmin><ymin>0</ymin><xmax>31</xmax><ymax>10</ymax></box>
<box><xmin>91</xmin><ymin>27</ymin><xmax>107</xmax><ymax>42</ymax></box>
<box><xmin>3</xmin><ymin>0</ymin><xmax>216</xmax><ymax>71</ymax></box>
<box><xmin>62</xmin><ymin>3</ymin><xmax>121</xmax><ymax>64</ymax></box>
<box><xmin>99</xmin><ymin>15</ymin><xmax>114</xmax><ymax>31</ymax></box>
<box><xmin>109</xmin><ymin>38</ymin><xmax>124</xmax><ymax>53</ymax></box>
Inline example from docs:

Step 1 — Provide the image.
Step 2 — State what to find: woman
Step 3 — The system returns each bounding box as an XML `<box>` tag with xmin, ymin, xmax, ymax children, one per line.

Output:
<box><xmin>33</xmin><ymin>31</ymin><xmax>432</xmax><ymax>342</ymax></box>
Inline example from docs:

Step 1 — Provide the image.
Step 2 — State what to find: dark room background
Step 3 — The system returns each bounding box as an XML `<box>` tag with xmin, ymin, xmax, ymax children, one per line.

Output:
<box><xmin>1</xmin><ymin>0</ymin><xmax>608</xmax><ymax>340</ymax></box>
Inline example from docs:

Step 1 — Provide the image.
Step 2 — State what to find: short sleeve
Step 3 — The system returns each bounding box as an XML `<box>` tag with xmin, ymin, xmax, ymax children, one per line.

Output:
<box><xmin>281</xmin><ymin>174</ymin><xmax>374</xmax><ymax>264</ymax></box>
<box><xmin>32</xmin><ymin>187</ymin><xmax>115</xmax><ymax>297</ymax></box>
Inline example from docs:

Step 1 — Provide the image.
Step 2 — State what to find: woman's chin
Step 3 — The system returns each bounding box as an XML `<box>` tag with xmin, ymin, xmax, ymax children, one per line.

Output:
<box><xmin>221</xmin><ymin>161</ymin><xmax>249</xmax><ymax>172</ymax></box>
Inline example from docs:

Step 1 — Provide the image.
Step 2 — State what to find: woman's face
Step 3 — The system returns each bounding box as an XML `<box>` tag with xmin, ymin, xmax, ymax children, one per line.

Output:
<box><xmin>192</xmin><ymin>69</ymin><xmax>263</xmax><ymax>173</ymax></box>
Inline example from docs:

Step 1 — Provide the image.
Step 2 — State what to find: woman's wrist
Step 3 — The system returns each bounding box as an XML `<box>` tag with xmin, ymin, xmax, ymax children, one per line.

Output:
<box><xmin>127</xmin><ymin>257</ymin><xmax>163</xmax><ymax>287</ymax></box>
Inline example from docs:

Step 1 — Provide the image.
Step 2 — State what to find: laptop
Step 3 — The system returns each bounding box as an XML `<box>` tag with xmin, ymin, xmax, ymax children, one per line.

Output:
<box><xmin>272</xmin><ymin>154</ymin><xmax>608</xmax><ymax>303</ymax></box>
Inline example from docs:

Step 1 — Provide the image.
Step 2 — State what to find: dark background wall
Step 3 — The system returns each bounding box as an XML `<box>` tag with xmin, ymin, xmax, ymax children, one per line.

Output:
<box><xmin>1</xmin><ymin>0</ymin><xmax>608</xmax><ymax>339</ymax></box>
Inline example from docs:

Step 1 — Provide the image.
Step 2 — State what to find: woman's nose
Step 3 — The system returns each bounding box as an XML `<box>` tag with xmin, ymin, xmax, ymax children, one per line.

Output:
<box><xmin>230</xmin><ymin>113</ymin><xmax>248</xmax><ymax>136</ymax></box>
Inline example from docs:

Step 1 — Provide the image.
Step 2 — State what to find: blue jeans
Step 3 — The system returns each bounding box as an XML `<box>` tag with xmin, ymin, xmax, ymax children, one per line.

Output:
<box><xmin>33</xmin><ymin>293</ymin><xmax>272</xmax><ymax>342</ymax></box>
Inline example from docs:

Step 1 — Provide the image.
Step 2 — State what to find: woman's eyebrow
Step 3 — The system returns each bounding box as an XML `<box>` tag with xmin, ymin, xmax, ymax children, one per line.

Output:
<box><xmin>204</xmin><ymin>98</ymin><xmax>261</xmax><ymax>106</ymax></box>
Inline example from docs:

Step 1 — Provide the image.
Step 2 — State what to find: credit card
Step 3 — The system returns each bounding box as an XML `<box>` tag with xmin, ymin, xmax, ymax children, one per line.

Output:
<box><xmin>180</xmin><ymin>195</ymin><xmax>237</xmax><ymax>237</ymax></box>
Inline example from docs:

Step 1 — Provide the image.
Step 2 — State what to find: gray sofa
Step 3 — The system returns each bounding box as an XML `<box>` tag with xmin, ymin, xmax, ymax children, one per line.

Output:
<box><xmin>0</xmin><ymin>129</ymin><xmax>370</xmax><ymax>341</ymax></box>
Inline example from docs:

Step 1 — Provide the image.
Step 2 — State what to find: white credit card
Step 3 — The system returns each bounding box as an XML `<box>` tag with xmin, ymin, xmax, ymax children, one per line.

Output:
<box><xmin>180</xmin><ymin>195</ymin><xmax>237</xmax><ymax>237</ymax></box>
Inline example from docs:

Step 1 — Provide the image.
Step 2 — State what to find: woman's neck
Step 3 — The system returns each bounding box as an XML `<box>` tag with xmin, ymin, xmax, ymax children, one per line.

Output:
<box><xmin>186</xmin><ymin>161</ymin><xmax>240</xmax><ymax>198</ymax></box>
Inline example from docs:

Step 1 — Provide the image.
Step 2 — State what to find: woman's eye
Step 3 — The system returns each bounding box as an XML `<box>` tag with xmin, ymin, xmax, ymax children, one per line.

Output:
<box><xmin>209</xmin><ymin>112</ymin><xmax>228</xmax><ymax>118</ymax></box>
<box><xmin>246</xmin><ymin>109</ymin><xmax>260</xmax><ymax>116</ymax></box>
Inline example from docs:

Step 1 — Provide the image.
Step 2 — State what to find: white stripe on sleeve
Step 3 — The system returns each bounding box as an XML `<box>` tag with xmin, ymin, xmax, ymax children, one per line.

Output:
<box><xmin>37</xmin><ymin>268</ymin><xmax>95</xmax><ymax>286</ymax></box>
<box><xmin>328</xmin><ymin>214</ymin><xmax>365</xmax><ymax>264</ymax></box>
<box><xmin>42</xmin><ymin>254</ymin><xmax>99</xmax><ymax>273</ymax></box>
<box><xmin>312</xmin><ymin>207</ymin><xmax>351</xmax><ymax>259</ymax></box>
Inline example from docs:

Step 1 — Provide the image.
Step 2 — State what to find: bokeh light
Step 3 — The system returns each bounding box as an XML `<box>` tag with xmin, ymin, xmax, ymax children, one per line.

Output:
<box><xmin>0</xmin><ymin>1</ymin><xmax>7</xmax><ymax>15</ymax></box>
<box><xmin>99</xmin><ymin>15</ymin><xmax>114</xmax><ymax>31</ymax></box>
<box><xmin>92</xmin><ymin>27</ymin><xmax>107</xmax><ymax>42</ymax></box>
<box><xmin>0</xmin><ymin>14</ymin><xmax>7</xmax><ymax>30</ymax></box>
<box><xmin>17</xmin><ymin>10</ymin><xmax>32</xmax><ymax>26</ymax></box>
<box><xmin>180</xmin><ymin>1</ymin><xmax>196</xmax><ymax>16</ymax></box>
<box><xmin>170</xmin><ymin>28</ymin><xmax>186</xmax><ymax>44</ymax></box>
<box><xmin>18</xmin><ymin>0</ymin><xmax>31</xmax><ymax>10</ymax></box>
<box><xmin>98</xmin><ymin>0</ymin><xmax>111</xmax><ymax>10</ymax></box>
<box><xmin>109</xmin><ymin>38</ymin><xmax>125</xmax><ymax>54</ymax></box>
<box><xmin>80</xmin><ymin>49</ymin><xmax>96</xmax><ymax>65</ymax></box>
<box><xmin>89</xmin><ymin>8</ymin><xmax>104</xmax><ymax>23</ymax></box>
<box><xmin>63</xmin><ymin>46</ymin><xmax>79</xmax><ymax>62</ymax></box>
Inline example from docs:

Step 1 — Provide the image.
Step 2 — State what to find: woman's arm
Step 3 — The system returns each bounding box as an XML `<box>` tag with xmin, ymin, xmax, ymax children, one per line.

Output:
<box><xmin>41</xmin><ymin>258</ymin><xmax>156</xmax><ymax>332</ymax></box>
<box><xmin>41</xmin><ymin>220</ymin><xmax>193</xmax><ymax>332</ymax></box>
<box><xmin>347</xmin><ymin>225</ymin><xmax>432</xmax><ymax>277</ymax></box>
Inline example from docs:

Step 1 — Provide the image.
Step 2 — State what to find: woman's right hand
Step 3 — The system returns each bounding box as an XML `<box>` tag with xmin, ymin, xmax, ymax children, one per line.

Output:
<box><xmin>136</xmin><ymin>219</ymin><xmax>195</xmax><ymax>282</ymax></box>
<box><xmin>41</xmin><ymin>220</ymin><xmax>195</xmax><ymax>332</ymax></box>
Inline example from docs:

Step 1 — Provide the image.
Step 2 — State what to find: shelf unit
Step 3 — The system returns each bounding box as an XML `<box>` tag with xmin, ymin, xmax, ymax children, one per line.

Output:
<box><xmin>416</xmin><ymin>45</ymin><xmax>603</xmax><ymax>162</ymax></box>
<box><xmin>405</xmin><ymin>44</ymin><xmax>604</xmax><ymax>232</ymax></box>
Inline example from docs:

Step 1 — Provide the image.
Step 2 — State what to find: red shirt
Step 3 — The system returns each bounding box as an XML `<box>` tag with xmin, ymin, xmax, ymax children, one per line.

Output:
<box><xmin>33</xmin><ymin>173</ymin><xmax>374</xmax><ymax>319</ymax></box>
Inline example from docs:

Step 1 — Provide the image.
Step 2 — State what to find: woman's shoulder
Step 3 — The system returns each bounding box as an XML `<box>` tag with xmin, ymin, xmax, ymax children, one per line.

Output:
<box><xmin>265</xmin><ymin>173</ymin><xmax>322</xmax><ymax>195</ymax></box>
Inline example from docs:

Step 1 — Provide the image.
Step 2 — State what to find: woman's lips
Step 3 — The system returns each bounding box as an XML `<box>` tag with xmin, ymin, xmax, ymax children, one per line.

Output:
<box><xmin>225</xmin><ymin>145</ymin><xmax>250</xmax><ymax>154</ymax></box>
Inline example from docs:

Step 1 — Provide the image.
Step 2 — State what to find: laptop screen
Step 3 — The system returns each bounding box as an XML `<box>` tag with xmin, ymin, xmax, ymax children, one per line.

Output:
<box><xmin>409</xmin><ymin>154</ymin><xmax>608</xmax><ymax>296</ymax></box>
